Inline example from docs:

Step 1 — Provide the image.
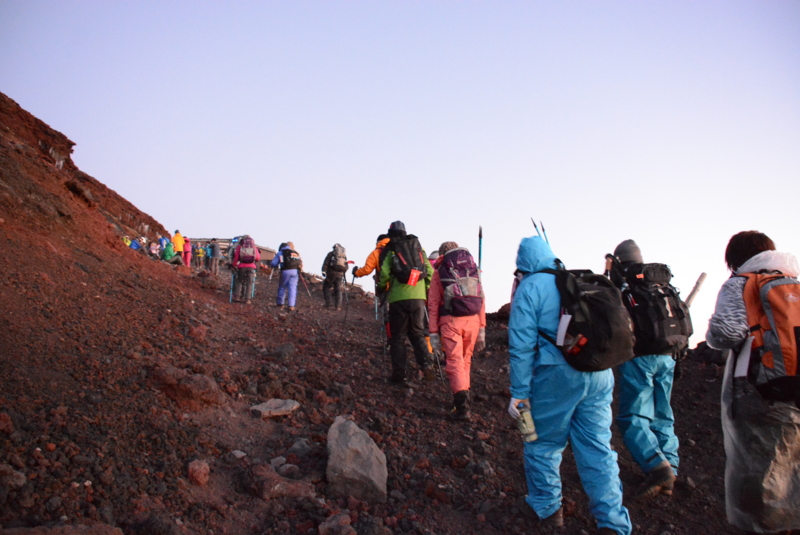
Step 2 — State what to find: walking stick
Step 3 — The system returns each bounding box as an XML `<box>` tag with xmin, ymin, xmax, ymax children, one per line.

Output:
<box><xmin>478</xmin><ymin>225</ymin><xmax>483</xmax><ymax>271</ymax></box>
<box><xmin>299</xmin><ymin>271</ymin><xmax>312</xmax><ymax>298</ymax></box>
<box><xmin>229</xmin><ymin>268</ymin><xmax>236</xmax><ymax>303</ymax></box>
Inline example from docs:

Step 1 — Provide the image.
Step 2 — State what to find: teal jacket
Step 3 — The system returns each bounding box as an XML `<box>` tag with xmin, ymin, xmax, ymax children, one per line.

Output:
<box><xmin>379</xmin><ymin>243</ymin><xmax>433</xmax><ymax>303</ymax></box>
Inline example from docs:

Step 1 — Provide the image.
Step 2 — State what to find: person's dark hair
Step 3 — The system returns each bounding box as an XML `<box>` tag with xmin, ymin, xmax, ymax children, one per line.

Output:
<box><xmin>724</xmin><ymin>231</ymin><xmax>776</xmax><ymax>272</ymax></box>
<box><xmin>377</xmin><ymin>234</ymin><xmax>388</xmax><ymax>242</ymax></box>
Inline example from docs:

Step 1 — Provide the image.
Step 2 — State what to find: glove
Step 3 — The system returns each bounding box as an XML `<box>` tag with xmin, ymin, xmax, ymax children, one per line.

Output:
<box><xmin>474</xmin><ymin>328</ymin><xmax>486</xmax><ymax>353</ymax></box>
<box><xmin>508</xmin><ymin>398</ymin><xmax>529</xmax><ymax>420</ymax></box>
<box><xmin>429</xmin><ymin>333</ymin><xmax>442</xmax><ymax>353</ymax></box>
<box><xmin>352</xmin><ymin>266</ymin><xmax>359</xmax><ymax>277</ymax></box>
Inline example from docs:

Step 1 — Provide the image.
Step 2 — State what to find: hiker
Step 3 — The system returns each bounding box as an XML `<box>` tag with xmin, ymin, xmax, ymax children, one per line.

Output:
<box><xmin>706</xmin><ymin>231</ymin><xmax>800</xmax><ymax>535</ymax></box>
<box><xmin>122</xmin><ymin>235</ymin><xmax>131</xmax><ymax>246</ymax></box>
<box><xmin>353</xmin><ymin>234</ymin><xmax>392</xmax><ymax>341</ymax></box>
<box><xmin>129</xmin><ymin>236</ymin><xmax>146</xmax><ymax>254</ymax></box>
<box><xmin>270</xmin><ymin>242</ymin><xmax>302</xmax><ymax>310</ymax></box>
<box><xmin>427</xmin><ymin>241</ymin><xmax>486</xmax><ymax>420</ymax></box>
<box><xmin>378</xmin><ymin>221</ymin><xmax>435</xmax><ymax>385</ymax></box>
<box><xmin>231</xmin><ymin>235</ymin><xmax>260</xmax><ymax>303</ymax></box>
<box><xmin>161</xmin><ymin>241</ymin><xmax>184</xmax><ymax>265</ymax></box>
<box><xmin>148</xmin><ymin>239</ymin><xmax>160</xmax><ymax>259</ymax></box>
<box><xmin>508</xmin><ymin>236</ymin><xmax>631</xmax><ymax>535</ymax></box>
<box><xmin>322</xmin><ymin>244</ymin><xmax>348</xmax><ymax>310</ymax></box>
<box><xmin>183</xmin><ymin>237</ymin><xmax>192</xmax><ymax>266</ymax></box>
<box><xmin>608</xmin><ymin>240</ymin><xmax>690</xmax><ymax>499</ymax></box>
<box><xmin>157</xmin><ymin>234</ymin><xmax>169</xmax><ymax>252</ymax></box>
<box><xmin>208</xmin><ymin>238</ymin><xmax>221</xmax><ymax>277</ymax></box>
<box><xmin>193</xmin><ymin>242</ymin><xmax>205</xmax><ymax>269</ymax></box>
<box><xmin>427</xmin><ymin>250</ymin><xmax>441</xmax><ymax>268</ymax></box>
<box><xmin>171</xmin><ymin>230</ymin><xmax>185</xmax><ymax>262</ymax></box>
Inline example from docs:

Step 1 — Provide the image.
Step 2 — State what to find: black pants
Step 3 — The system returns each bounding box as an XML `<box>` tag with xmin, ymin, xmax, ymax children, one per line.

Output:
<box><xmin>389</xmin><ymin>299</ymin><xmax>431</xmax><ymax>381</ymax></box>
<box><xmin>323</xmin><ymin>273</ymin><xmax>344</xmax><ymax>307</ymax></box>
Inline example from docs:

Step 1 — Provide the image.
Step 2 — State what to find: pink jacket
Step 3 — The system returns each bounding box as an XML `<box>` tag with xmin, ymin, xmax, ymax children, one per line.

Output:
<box><xmin>183</xmin><ymin>239</ymin><xmax>192</xmax><ymax>253</ymax></box>
<box><xmin>427</xmin><ymin>270</ymin><xmax>486</xmax><ymax>334</ymax></box>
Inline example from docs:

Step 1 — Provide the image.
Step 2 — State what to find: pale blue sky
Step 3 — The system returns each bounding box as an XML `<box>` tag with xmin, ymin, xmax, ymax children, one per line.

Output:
<box><xmin>2</xmin><ymin>1</ymin><xmax>798</xmax><ymax>342</ymax></box>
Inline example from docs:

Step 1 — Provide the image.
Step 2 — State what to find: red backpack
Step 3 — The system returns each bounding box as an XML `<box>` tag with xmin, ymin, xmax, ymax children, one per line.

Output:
<box><xmin>739</xmin><ymin>271</ymin><xmax>800</xmax><ymax>405</ymax></box>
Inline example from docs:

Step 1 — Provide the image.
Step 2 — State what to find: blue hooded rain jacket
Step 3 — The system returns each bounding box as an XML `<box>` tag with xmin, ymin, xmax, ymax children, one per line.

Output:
<box><xmin>508</xmin><ymin>236</ymin><xmax>631</xmax><ymax>535</ymax></box>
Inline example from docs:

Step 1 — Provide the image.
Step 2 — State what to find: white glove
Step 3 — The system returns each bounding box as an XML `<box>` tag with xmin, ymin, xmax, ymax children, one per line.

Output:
<box><xmin>429</xmin><ymin>333</ymin><xmax>442</xmax><ymax>353</ymax></box>
<box><xmin>508</xmin><ymin>398</ymin><xmax>529</xmax><ymax>420</ymax></box>
<box><xmin>474</xmin><ymin>328</ymin><xmax>486</xmax><ymax>353</ymax></box>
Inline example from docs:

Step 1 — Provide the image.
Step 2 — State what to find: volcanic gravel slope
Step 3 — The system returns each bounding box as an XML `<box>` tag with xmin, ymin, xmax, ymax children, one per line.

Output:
<box><xmin>0</xmin><ymin>91</ymin><xmax>737</xmax><ymax>535</ymax></box>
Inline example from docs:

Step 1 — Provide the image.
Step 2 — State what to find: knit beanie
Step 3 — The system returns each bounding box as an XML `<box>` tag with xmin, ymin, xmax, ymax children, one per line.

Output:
<box><xmin>614</xmin><ymin>239</ymin><xmax>643</xmax><ymax>264</ymax></box>
<box><xmin>439</xmin><ymin>241</ymin><xmax>459</xmax><ymax>256</ymax></box>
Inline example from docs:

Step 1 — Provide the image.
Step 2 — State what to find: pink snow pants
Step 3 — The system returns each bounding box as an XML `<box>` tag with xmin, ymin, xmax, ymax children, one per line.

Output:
<box><xmin>439</xmin><ymin>314</ymin><xmax>480</xmax><ymax>394</ymax></box>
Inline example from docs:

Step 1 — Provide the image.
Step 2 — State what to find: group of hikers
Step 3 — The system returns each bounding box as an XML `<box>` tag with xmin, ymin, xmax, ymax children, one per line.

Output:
<box><xmin>126</xmin><ymin>223</ymin><xmax>800</xmax><ymax>535</ymax></box>
<box><xmin>122</xmin><ymin>230</ymin><xmax>223</xmax><ymax>275</ymax></box>
<box><xmin>505</xmin><ymin>230</ymin><xmax>799</xmax><ymax>535</ymax></box>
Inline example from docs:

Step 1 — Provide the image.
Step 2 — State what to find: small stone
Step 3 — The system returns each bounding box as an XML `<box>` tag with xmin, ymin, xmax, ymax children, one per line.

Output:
<box><xmin>686</xmin><ymin>438</ymin><xmax>697</xmax><ymax>447</ymax></box>
<box><xmin>188</xmin><ymin>459</ymin><xmax>210</xmax><ymax>486</ymax></box>
<box><xmin>231</xmin><ymin>450</ymin><xmax>247</xmax><ymax>459</ymax></box>
<box><xmin>390</xmin><ymin>490</ymin><xmax>407</xmax><ymax>501</ymax></box>
<box><xmin>45</xmin><ymin>496</ymin><xmax>62</xmax><ymax>512</ymax></box>
<box><xmin>270</xmin><ymin>456</ymin><xmax>286</xmax><ymax>468</ymax></box>
<box><xmin>476</xmin><ymin>431</ymin><xmax>490</xmax><ymax>441</ymax></box>
<box><xmin>476</xmin><ymin>460</ymin><xmax>494</xmax><ymax>477</ymax></box>
<box><xmin>0</xmin><ymin>413</ymin><xmax>13</xmax><ymax>434</ymax></box>
<box><xmin>277</xmin><ymin>463</ymin><xmax>301</xmax><ymax>479</ymax></box>
<box><xmin>251</xmin><ymin>399</ymin><xmax>301</xmax><ymax>418</ymax></box>
<box><xmin>319</xmin><ymin>513</ymin><xmax>356</xmax><ymax>535</ymax></box>
<box><xmin>686</xmin><ymin>477</ymin><xmax>697</xmax><ymax>489</ymax></box>
<box><xmin>287</xmin><ymin>438</ymin><xmax>312</xmax><ymax>457</ymax></box>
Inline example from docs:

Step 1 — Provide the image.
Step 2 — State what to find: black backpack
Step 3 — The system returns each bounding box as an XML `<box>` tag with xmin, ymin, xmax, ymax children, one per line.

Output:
<box><xmin>538</xmin><ymin>263</ymin><xmax>635</xmax><ymax>372</ymax></box>
<box><xmin>621</xmin><ymin>263</ymin><xmax>693</xmax><ymax>358</ymax></box>
<box><xmin>282</xmin><ymin>248</ymin><xmax>302</xmax><ymax>270</ymax></box>
<box><xmin>389</xmin><ymin>235</ymin><xmax>427</xmax><ymax>285</ymax></box>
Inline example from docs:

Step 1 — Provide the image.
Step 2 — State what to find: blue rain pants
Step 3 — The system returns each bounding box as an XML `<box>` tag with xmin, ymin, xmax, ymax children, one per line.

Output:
<box><xmin>616</xmin><ymin>354</ymin><xmax>679</xmax><ymax>475</ymax></box>
<box><xmin>524</xmin><ymin>363</ymin><xmax>632</xmax><ymax>535</ymax></box>
<box><xmin>277</xmin><ymin>269</ymin><xmax>299</xmax><ymax>307</ymax></box>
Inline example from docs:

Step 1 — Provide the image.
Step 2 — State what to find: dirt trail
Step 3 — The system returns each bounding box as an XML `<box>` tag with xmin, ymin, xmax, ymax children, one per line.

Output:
<box><xmin>0</xmin><ymin>91</ymin><xmax>735</xmax><ymax>534</ymax></box>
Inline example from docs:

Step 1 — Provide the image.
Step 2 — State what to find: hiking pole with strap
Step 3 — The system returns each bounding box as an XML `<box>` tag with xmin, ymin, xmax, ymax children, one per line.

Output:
<box><xmin>229</xmin><ymin>268</ymin><xmax>236</xmax><ymax>303</ymax></box>
<box><xmin>252</xmin><ymin>271</ymin><xmax>257</xmax><ymax>299</ymax></box>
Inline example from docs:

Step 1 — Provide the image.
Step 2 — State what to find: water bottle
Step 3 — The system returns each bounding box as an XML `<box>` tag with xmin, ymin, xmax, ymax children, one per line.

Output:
<box><xmin>516</xmin><ymin>403</ymin><xmax>538</xmax><ymax>442</ymax></box>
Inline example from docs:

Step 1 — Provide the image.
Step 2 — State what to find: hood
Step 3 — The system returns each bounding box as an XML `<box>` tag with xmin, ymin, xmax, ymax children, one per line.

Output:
<box><xmin>515</xmin><ymin>236</ymin><xmax>558</xmax><ymax>274</ymax></box>
<box><xmin>377</xmin><ymin>238</ymin><xmax>390</xmax><ymax>249</ymax></box>
<box><xmin>736</xmin><ymin>250</ymin><xmax>799</xmax><ymax>278</ymax></box>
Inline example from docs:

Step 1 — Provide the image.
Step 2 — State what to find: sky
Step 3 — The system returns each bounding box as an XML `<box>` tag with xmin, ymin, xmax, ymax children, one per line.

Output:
<box><xmin>1</xmin><ymin>1</ymin><xmax>798</xmax><ymax>344</ymax></box>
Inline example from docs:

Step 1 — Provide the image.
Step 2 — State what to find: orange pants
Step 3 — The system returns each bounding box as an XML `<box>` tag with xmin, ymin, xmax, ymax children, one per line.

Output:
<box><xmin>439</xmin><ymin>314</ymin><xmax>480</xmax><ymax>394</ymax></box>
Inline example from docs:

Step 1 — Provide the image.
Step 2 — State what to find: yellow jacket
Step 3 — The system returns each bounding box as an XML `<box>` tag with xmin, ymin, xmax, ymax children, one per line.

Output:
<box><xmin>172</xmin><ymin>232</ymin><xmax>185</xmax><ymax>254</ymax></box>
<box><xmin>355</xmin><ymin>238</ymin><xmax>391</xmax><ymax>278</ymax></box>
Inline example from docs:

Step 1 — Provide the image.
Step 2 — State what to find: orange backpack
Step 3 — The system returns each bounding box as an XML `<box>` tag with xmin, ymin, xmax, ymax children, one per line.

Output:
<box><xmin>740</xmin><ymin>271</ymin><xmax>800</xmax><ymax>405</ymax></box>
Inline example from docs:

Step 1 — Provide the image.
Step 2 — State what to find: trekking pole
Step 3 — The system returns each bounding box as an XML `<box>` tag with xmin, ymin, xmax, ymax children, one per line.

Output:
<box><xmin>531</xmin><ymin>218</ymin><xmax>542</xmax><ymax>238</ymax></box>
<box><xmin>478</xmin><ymin>226</ymin><xmax>483</xmax><ymax>271</ymax></box>
<box><xmin>423</xmin><ymin>307</ymin><xmax>446</xmax><ymax>382</ymax></box>
<box><xmin>267</xmin><ymin>264</ymin><xmax>275</xmax><ymax>288</ymax></box>
<box><xmin>229</xmin><ymin>268</ymin><xmax>235</xmax><ymax>303</ymax></box>
<box><xmin>252</xmin><ymin>271</ymin><xmax>257</xmax><ymax>299</ymax></box>
<box><xmin>342</xmin><ymin>261</ymin><xmax>354</xmax><ymax>311</ymax></box>
<box><xmin>540</xmin><ymin>221</ymin><xmax>549</xmax><ymax>244</ymax></box>
<box><xmin>684</xmin><ymin>272</ymin><xmax>707</xmax><ymax>308</ymax></box>
<box><xmin>300</xmin><ymin>271</ymin><xmax>312</xmax><ymax>298</ymax></box>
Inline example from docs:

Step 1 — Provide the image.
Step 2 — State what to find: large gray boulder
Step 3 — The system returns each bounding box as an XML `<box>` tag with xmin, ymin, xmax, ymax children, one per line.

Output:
<box><xmin>326</xmin><ymin>416</ymin><xmax>387</xmax><ymax>504</ymax></box>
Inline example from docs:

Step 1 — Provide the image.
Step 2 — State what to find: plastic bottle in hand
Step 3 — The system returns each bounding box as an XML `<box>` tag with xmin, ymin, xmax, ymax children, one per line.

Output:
<box><xmin>517</xmin><ymin>403</ymin><xmax>538</xmax><ymax>442</ymax></box>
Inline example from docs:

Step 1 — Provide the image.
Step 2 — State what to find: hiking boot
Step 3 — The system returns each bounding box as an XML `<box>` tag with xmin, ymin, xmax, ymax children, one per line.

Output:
<box><xmin>388</xmin><ymin>375</ymin><xmax>407</xmax><ymax>387</ymax></box>
<box><xmin>448</xmin><ymin>390</ymin><xmax>471</xmax><ymax>421</ymax></box>
<box><xmin>288</xmin><ymin>306</ymin><xmax>295</xmax><ymax>312</ymax></box>
<box><xmin>517</xmin><ymin>498</ymin><xmax>563</xmax><ymax>528</ymax></box>
<box><xmin>636</xmin><ymin>460</ymin><xmax>676</xmax><ymax>500</ymax></box>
